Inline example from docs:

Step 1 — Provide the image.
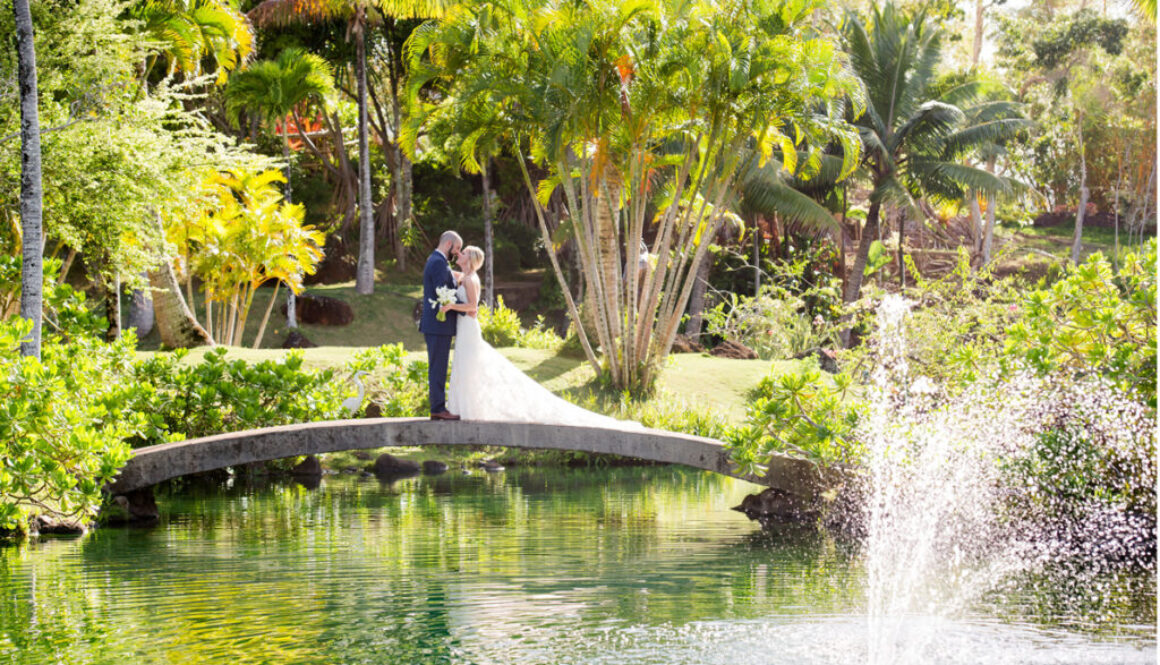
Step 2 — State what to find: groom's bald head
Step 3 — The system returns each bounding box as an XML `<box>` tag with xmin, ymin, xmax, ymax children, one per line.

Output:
<box><xmin>438</xmin><ymin>230</ymin><xmax>463</xmax><ymax>253</ymax></box>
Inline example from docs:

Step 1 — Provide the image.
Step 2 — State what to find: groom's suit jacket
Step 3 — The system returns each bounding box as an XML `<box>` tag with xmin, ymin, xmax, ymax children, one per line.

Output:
<box><xmin>420</xmin><ymin>250</ymin><xmax>459</xmax><ymax>336</ymax></box>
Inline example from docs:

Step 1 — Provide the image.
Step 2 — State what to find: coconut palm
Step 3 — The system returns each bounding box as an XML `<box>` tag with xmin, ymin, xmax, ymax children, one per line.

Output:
<box><xmin>839</xmin><ymin>2</ymin><xmax>1023</xmax><ymax>305</ymax></box>
<box><xmin>134</xmin><ymin>0</ymin><xmax>254</xmax><ymax>85</ymax></box>
<box><xmin>225</xmin><ymin>48</ymin><xmax>336</xmax><ymax>204</ymax></box>
<box><xmin>13</xmin><ymin>0</ymin><xmax>42</xmax><ymax>358</ymax></box>
<box><xmin>249</xmin><ymin>0</ymin><xmax>449</xmax><ymax>296</ymax></box>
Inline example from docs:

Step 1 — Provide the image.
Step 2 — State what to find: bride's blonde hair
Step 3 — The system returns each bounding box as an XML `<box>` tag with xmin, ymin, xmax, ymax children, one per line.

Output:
<box><xmin>461</xmin><ymin>245</ymin><xmax>485</xmax><ymax>273</ymax></box>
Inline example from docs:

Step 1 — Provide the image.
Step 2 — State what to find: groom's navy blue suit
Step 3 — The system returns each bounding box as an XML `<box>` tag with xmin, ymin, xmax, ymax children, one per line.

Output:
<box><xmin>421</xmin><ymin>249</ymin><xmax>459</xmax><ymax>414</ymax></box>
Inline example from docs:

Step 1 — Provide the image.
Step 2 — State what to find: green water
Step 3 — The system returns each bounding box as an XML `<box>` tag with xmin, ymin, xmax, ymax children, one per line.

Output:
<box><xmin>0</xmin><ymin>467</ymin><xmax>1153</xmax><ymax>665</ymax></box>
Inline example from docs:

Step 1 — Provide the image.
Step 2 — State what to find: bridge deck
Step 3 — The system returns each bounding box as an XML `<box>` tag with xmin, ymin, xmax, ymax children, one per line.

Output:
<box><xmin>108</xmin><ymin>418</ymin><xmax>822</xmax><ymax>497</ymax></box>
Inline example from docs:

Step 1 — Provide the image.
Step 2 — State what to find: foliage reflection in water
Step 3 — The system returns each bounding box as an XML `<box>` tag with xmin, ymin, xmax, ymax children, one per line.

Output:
<box><xmin>0</xmin><ymin>467</ymin><xmax>1153</xmax><ymax>665</ymax></box>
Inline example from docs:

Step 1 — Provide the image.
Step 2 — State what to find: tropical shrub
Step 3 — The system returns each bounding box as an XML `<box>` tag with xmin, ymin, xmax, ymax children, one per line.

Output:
<box><xmin>0</xmin><ymin>320</ymin><xmax>142</xmax><ymax>535</ymax></box>
<box><xmin>1005</xmin><ymin>240</ymin><xmax>1156</xmax><ymax>407</ymax></box>
<box><xmin>0</xmin><ymin>256</ymin><xmax>106</xmax><ymax>340</ymax></box>
<box><xmin>477</xmin><ymin>296</ymin><xmax>522</xmax><ymax>347</ymax></box>
<box><xmin>346</xmin><ymin>344</ymin><xmax>429</xmax><ymax>417</ymax></box>
<box><xmin>703</xmin><ymin>287</ymin><xmax>838</xmax><ymax>360</ymax></box>
<box><xmin>726</xmin><ymin>368</ymin><xmax>865</xmax><ymax>474</ymax></box>
<box><xmin>129</xmin><ymin>347</ymin><xmax>349</xmax><ymax>443</ymax></box>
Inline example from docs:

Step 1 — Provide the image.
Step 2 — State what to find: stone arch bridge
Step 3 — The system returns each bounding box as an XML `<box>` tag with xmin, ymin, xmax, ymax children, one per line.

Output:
<box><xmin>108</xmin><ymin>418</ymin><xmax>823</xmax><ymax>515</ymax></box>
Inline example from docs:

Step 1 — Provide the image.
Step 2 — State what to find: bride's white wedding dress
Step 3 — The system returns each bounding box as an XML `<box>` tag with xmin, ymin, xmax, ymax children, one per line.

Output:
<box><xmin>447</xmin><ymin>275</ymin><xmax>642</xmax><ymax>430</ymax></box>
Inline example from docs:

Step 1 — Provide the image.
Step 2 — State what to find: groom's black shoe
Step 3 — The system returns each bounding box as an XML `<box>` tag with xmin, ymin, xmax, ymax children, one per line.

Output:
<box><xmin>430</xmin><ymin>410</ymin><xmax>461</xmax><ymax>421</ymax></box>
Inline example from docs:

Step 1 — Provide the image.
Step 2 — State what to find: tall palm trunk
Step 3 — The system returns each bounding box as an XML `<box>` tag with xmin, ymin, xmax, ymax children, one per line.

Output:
<box><xmin>15</xmin><ymin>0</ymin><xmax>43</xmax><ymax>358</ymax></box>
<box><xmin>683</xmin><ymin>248</ymin><xmax>712</xmax><ymax>337</ymax></box>
<box><xmin>354</xmin><ymin>22</ymin><xmax>375</xmax><ymax>295</ymax></box>
<box><xmin>481</xmin><ymin>158</ymin><xmax>495</xmax><ymax>308</ymax></box>
<box><xmin>844</xmin><ymin>200</ymin><xmax>881</xmax><ymax>304</ymax></box>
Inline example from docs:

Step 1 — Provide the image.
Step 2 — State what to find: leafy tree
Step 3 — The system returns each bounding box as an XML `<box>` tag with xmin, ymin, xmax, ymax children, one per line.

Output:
<box><xmin>181</xmin><ymin>169</ymin><xmax>324</xmax><ymax>347</ymax></box>
<box><xmin>249</xmin><ymin>0</ymin><xmax>447</xmax><ymax>295</ymax></box>
<box><xmin>409</xmin><ymin>0</ymin><xmax>862</xmax><ymax>394</ymax></box>
<box><xmin>225</xmin><ymin>47</ymin><xmax>336</xmax><ymax>204</ymax></box>
<box><xmin>838</xmin><ymin>2</ymin><xmax>1023</xmax><ymax>308</ymax></box>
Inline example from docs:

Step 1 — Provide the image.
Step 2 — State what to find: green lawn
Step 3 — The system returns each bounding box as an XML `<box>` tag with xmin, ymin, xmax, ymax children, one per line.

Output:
<box><xmin>160</xmin><ymin>343</ymin><xmax>792</xmax><ymax>422</ymax></box>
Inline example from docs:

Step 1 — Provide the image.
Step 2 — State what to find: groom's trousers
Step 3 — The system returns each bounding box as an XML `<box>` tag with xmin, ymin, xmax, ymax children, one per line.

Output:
<box><xmin>425</xmin><ymin>333</ymin><xmax>453</xmax><ymax>414</ymax></box>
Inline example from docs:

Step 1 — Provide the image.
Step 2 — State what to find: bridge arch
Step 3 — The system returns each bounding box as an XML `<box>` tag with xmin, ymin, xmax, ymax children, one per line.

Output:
<box><xmin>109</xmin><ymin>418</ymin><xmax>821</xmax><ymax>498</ymax></box>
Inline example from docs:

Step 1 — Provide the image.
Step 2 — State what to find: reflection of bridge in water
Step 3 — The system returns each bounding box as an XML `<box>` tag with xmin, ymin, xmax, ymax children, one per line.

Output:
<box><xmin>109</xmin><ymin>418</ymin><xmax>821</xmax><ymax>499</ymax></box>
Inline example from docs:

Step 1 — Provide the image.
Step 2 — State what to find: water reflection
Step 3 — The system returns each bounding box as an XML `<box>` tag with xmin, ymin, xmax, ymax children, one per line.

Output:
<box><xmin>0</xmin><ymin>468</ymin><xmax>1152</xmax><ymax>665</ymax></box>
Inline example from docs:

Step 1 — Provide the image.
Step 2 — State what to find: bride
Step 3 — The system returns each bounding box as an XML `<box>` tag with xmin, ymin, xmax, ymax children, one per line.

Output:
<box><xmin>442</xmin><ymin>246</ymin><xmax>641</xmax><ymax>430</ymax></box>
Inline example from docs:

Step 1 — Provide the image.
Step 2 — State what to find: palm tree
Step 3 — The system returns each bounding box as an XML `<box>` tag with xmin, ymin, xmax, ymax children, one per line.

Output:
<box><xmin>134</xmin><ymin>0</ymin><xmax>254</xmax><ymax>85</ymax></box>
<box><xmin>249</xmin><ymin>0</ymin><xmax>448</xmax><ymax>296</ymax></box>
<box><xmin>225</xmin><ymin>48</ymin><xmax>336</xmax><ymax>205</ymax></box>
<box><xmin>225</xmin><ymin>48</ymin><xmax>334</xmax><ymax>329</ymax></box>
<box><xmin>14</xmin><ymin>0</ymin><xmax>43</xmax><ymax>358</ymax></box>
<box><xmin>839</xmin><ymin>2</ymin><xmax>1021</xmax><ymax>305</ymax></box>
<box><xmin>409</xmin><ymin>0</ymin><xmax>862</xmax><ymax>393</ymax></box>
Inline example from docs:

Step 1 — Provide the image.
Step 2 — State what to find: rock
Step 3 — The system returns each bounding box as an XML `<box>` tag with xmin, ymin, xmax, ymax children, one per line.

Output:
<box><xmin>422</xmin><ymin>460</ymin><xmax>449</xmax><ymax>475</ymax></box>
<box><xmin>732</xmin><ymin>487</ymin><xmax>812</xmax><ymax>527</ymax></box>
<box><xmin>33</xmin><ymin>515</ymin><xmax>87</xmax><ymax>536</ymax></box>
<box><xmin>710</xmin><ymin>339</ymin><xmax>758</xmax><ymax>360</ymax></box>
<box><xmin>351</xmin><ymin>450</ymin><xmax>373</xmax><ymax>461</ymax></box>
<box><xmin>282</xmin><ymin>329</ymin><xmax>317</xmax><ymax>349</ymax></box>
<box><xmin>363</xmin><ymin>403</ymin><xmax>383</xmax><ymax>419</ymax></box>
<box><xmin>106</xmin><ymin>487</ymin><xmax>160</xmax><ymax>524</ymax></box>
<box><xmin>291</xmin><ymin>455</ymin><xmax>322</xmax><ymax>477</ymax></box>
<box><xmin>478</xmin><ymin>459</ymin><xmax>505</xmax><ymax>472</ymax></box>
<box><xmin>280</xmin><ymin>294</ymin><xmax>354</xmax><ymax>326</ymax></box>
<box><xmin>817</xmin><ymin>348</ymin><xmax>840</xmax><ymax>374</ymax></box>
<box><xmin>671</xmin><ymin>335</ymin><xmax>704</xmax><ymax>354</ymax></box>
<box><xmin>373</xmin><ymin>453</ymin><xmax>421</xmax><ymax>476</ymax></box>
<box><xmin>342</xmin><ymin>466</ymin><xmax>360</xmax><ymax>474</ymax></box>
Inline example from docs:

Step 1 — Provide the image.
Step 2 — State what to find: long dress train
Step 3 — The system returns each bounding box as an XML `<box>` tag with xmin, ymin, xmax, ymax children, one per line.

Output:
<box><xmin>446</xmin><ymin>277</ymin><xmax>642</xmax><ymax>430</ymax></box>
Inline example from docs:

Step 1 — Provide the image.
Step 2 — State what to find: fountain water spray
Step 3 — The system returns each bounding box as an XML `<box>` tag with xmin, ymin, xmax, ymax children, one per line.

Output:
<box><xmin>862</xmin><ymin>296</ymin><xmax>1155</xmax><ymax>665</ymax></box>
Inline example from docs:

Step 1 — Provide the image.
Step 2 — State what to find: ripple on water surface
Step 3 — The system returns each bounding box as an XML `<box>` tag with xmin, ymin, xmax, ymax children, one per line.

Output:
<box><xmin>0</xmin><ymin>468</ymin><xmax>1153</xmax><ymax>665</ymax></box>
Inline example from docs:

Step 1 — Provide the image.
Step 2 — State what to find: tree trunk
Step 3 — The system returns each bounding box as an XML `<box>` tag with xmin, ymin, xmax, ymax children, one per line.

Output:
<box><xmin>481</xmin><ymin>159</ymin><xmax>495</xmax><ymax>308</ymax></box>
<box><xmin>972</xmin><ymin>0</ymin><xmax>985</xmax><ymax>67</ymax></box>
<box><xmin>126</xmin><ymin>272</ymin><xmax>154</xmax><ymax>337</ymax></box>
<box><xmin>753</xmin><ymin>220</ymin><xmax>761</xmax><ymax>296</ymax></box>
<box><xmin>354</xmin><ymin>24</ymin><xmax>375</xmax><ymax>295</ymax></box>
<box><xmin>15</xmin><ymin>0</ymin><xmax>42</xmax><ymax>358</ymax></box>
<box><xmin>897</xmin><ymin>212</ymin><xmax>906</xmax><ymax>288</ymax></box>
<box><xmin>1071</xmin><ymin>116</ymin><xmax>1088</xmax><ymax>264</ymax></box>
<box><xmin>982</xmin><ymin>191</ymin><xmax>997</xmax><ymax>265</ymax></box>
<box><xmin>968</xmin><ymin>190</ymin><xmax>984</xmax><ymax>256</ymax></box>
<box><xmin>844</xmin><ymin>200</ymin><xmax>881</xmax><ymax>304</ymax></box>
<box><xmin>684</xmin><ymin>248</ymin><xmax>712</xmax><ymax>337</ymax></box>
<box><xmin>150</xmin><ymin>260</ymin><xmax>212</xmax><ymax>349</ymax></box>
<box><xmin>253</xmin><ymin>281</ymin><xmax>280</xmax><ymax>349</ymax></box>
<box><xmin>396</xmin><ymin>154</ymin><xmax>412</xmax><ymax>270</ymax></box>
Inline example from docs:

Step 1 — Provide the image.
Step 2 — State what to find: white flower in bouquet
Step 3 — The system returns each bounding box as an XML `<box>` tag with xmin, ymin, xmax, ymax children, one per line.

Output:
<box><xmin>431</xmin><ymin>286</ymin><xmax>458</xmax><ymax>322</ymax></box>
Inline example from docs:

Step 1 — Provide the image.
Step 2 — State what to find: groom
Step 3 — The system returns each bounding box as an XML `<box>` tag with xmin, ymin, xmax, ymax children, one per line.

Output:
<box><xmin>422</xmin><ymin>230</ymin><xmax>463</xmax><ymax>421</ymax></box>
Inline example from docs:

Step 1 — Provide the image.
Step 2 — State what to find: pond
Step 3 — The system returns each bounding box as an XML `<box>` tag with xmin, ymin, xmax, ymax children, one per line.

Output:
<box><xmin>0</xmin><ymin>467</ymin><xmax>1154</xmax><ymax>665</ymax></box>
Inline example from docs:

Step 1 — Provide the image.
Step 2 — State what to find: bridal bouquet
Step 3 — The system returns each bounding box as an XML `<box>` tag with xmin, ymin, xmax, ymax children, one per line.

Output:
<box><xmin>431</xmin><ymin>286</ymin><xmax>458</xmax><ymax>322</ymax></box>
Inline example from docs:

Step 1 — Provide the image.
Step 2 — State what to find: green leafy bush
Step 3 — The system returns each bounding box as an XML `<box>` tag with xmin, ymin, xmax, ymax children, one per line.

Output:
<box><xmin>477</xmin><ymin>295</ymin><xmax>522</xmax><ymax>347</ymax></box>
<box><xmin>129</xmin><ymin>347</ymin><xmax>350</xmax><ymax>443</ymax></box>
<box><xmin>726</xmin><ymin>368</ymin><xmax>864</xmax><ymax>475</ymax></box>
<box><xmin>0</xmin><ymin>319</ymin><xmax>140</xmax><ymax>534</ymax></box>
<box><xmin>703</xmin><ymin>287</ymin><xmax>837</xmax><ymax>359</ymax></box>
<box><xmin>347</xmin><ymin>344</ymin><xmax>429</xmax><ymax>416</ymax></box>
<box><xmin>1005</xmin><ymin>240</ymin><xmax>1156</xmax><ymax>407</ymax></box>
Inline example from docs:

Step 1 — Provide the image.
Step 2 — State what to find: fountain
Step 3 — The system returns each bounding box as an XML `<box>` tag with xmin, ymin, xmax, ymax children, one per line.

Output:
<box><xmin>862</xmin><ymin>296</ymin><xmax>1156</xmax><ymax>664</ymax></box>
